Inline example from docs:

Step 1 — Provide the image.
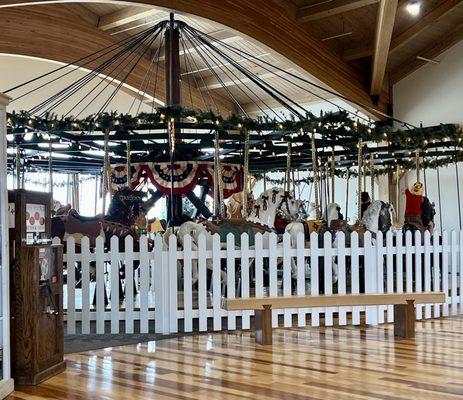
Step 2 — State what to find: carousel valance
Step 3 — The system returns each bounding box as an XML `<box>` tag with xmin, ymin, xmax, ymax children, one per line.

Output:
<box><xmin>110</xmin><ymin>162</ymin><xmax>243</xmax><ymax>199</ymax></box>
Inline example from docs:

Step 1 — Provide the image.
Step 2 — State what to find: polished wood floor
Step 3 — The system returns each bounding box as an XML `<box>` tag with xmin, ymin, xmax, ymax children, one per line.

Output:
<box><xmin>9</xmin><ymin>316</ymin><xmax>463</xmax><ymax>399</ymax></box>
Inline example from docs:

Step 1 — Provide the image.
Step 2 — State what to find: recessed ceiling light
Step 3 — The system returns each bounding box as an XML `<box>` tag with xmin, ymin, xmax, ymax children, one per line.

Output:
<box><xmin>406</xmin><ymin>1</ymin><xmax>421</xmax><ymax>16</ymax></box>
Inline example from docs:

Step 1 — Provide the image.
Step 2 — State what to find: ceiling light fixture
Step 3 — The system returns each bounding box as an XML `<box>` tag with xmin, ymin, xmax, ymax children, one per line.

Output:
<box><xmin>406</xmin><ymin>1</ymin><xmax>421</xmax><ymax>16</ymax></box>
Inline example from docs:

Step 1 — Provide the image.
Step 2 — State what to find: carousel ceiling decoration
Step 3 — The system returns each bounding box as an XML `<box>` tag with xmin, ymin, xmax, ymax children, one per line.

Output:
<box><xmin>3</xmin><ymin>14</ymin><xmax>463</xmax><ymax>177</ymax></box>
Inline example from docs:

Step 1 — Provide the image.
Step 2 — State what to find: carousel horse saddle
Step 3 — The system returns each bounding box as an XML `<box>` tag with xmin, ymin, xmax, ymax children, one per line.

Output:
<box><xmin>68</xmin><ymin>209</ymin><xmax>104</xmax><ymax>222</ymax></box>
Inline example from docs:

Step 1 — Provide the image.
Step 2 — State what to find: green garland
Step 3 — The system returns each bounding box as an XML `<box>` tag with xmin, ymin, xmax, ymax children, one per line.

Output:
<box><xmin>6</xmin><ymin>106</ymin><xmax>462</xmax><ymax>150</ymax></box>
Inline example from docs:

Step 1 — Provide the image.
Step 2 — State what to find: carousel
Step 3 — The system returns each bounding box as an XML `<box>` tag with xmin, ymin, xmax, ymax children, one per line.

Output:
<box><xmin>5</xmin><ymin>14</ymin><xmax>463</xmax><ymax>296</ymax></box>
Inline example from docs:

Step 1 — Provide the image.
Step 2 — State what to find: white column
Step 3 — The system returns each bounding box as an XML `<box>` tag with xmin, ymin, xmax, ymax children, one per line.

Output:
<box><xmin>0</xmin><ymin>92</ymin><xmax>14</xmax><ymax>397</ymax></box>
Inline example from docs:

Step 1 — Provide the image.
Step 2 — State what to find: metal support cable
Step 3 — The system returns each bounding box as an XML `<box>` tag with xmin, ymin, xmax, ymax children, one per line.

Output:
<box><xmin>5</xmin><ymin>24</ymin><xmax>160</xmax><ymax>97</ymax></box>
<box><xmin>183</xmin><ymin>28</ymin><xmax>274</xmax><ymax>119</ymax></box>
<box><xmin>29</xmin><ymin>27</ymin><xmax>158</xmax><ymax>116</ymax></box>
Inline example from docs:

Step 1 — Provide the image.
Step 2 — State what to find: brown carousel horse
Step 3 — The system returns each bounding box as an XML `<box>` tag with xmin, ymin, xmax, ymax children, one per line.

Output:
<box><xmin>52</xmin><ymin>187</ymin><xmax>157</xmax><ymax>248</ymax></box>
<box><xmin>53</xmin><ymin>187</ymin><xmax>158</xmax><ymax>303</ymax></box>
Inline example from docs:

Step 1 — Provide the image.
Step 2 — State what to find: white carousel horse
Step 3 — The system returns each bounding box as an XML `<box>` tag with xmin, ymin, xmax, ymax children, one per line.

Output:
<box><xmin>175</xmin><ymin>188</ymin><xmax>304</xmax><ymax>284</ymax></box>
<box><xmin>284</xmin><ymin>203</ymin><xmax>342</xmax><ymax>283</ymax></box>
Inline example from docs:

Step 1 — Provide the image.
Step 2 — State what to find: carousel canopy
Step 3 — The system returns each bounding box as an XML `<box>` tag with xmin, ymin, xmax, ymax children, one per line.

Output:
<box><xmin>3</xmin><ymin>15</ymin><xmax>463</xmax><ymax>177</ymax></box>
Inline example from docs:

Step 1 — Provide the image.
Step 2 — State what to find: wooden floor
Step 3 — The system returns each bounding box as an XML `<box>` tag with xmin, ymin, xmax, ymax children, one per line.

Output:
<box><xmin>9</xmin><ymin>316</ymin><xmax>463</xmax><ymax>399</ymax></box>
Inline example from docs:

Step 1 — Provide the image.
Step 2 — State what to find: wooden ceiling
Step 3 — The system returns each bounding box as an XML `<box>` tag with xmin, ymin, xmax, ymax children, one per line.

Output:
<box><xmin>0</xmin><ymin>0</ymin><xmax>462</xmax><ymax>119</ymax></box>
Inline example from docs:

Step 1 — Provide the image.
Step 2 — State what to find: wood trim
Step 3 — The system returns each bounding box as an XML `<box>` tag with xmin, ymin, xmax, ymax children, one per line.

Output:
<box><xmin>344</xmin><ymin>0</ymin><xmax>463</xmax><ymax>60</ymax></box>
<box><xmin>224</xmin><ymin>292</ymin><xmax>446</xmax><ymax>310</ymax></box>
<box><xmin>390</xmin><ymin>21</ymin><xmax>463</xmax><ymax>83</ymax></box>
<box><xmin>98</xmin><ymin>6</ymin><xmax>160</xmax><ymax>31</ymax></box>
<box><xmin>390</xmin><ymin>0</ymin><xmax>463</xmax><ymax>54</ymax></box>
<box><xmin>297</xmin><ymin>0</ymin><xmax>379</xmax><ymax>23</ymax></box>
<box><xmin>370</xmin><ymin>0</ymin><xmax>398</xmax><ymax>95</ymax></box>
<box><xmin>0</xmin><ymin>379</ymin><xmax>14</xmax><ymax>399</ymax></box>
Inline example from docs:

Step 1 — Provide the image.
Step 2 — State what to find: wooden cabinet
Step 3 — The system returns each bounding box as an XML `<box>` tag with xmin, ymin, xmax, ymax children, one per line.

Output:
<box><xmin>11</xmin><ymin>244</ymin><xmax>65</xmax><ymax>385</ymax></box>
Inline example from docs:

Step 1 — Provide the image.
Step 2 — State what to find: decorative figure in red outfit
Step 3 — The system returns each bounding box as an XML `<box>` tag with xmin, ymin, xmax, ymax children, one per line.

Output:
<box><xmin>404</xmin><ymin>182</ymin><xmax>424</xmax><ymax>225</ymax></box>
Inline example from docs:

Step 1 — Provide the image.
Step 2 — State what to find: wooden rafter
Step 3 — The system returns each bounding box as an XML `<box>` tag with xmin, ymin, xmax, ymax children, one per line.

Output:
<box><xmin>0</xmin><ymin>0</ymin><xmax>390</xmax><ymax>117</ymax></box>
<box><xmin>98</xmin><ymin>6</ymin><xmax>159</xmax><ymax>31</ymax></box>
<box><xmin>344</xmin><ymin>0</ymin><xmax>463</xmax><ymax>60</ymax></box>
<box><xmin>370</xmin><ymin>0</ymin><xmax>398</xmax><ymax>96</ymax></box>
<box><xmin>390</xmin><ymin>21</ymin><xmax>463</xmax><ymax>83</ymax></box>
<box><xmin>297</xmin><ymin>0</ymin><xmax>379</xmax><ymax>23</ymax></box>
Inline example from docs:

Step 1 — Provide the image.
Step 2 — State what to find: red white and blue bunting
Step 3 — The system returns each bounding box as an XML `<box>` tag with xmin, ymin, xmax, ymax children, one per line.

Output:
<box><xmin>110</xmin><ymin>162</ymin><xmax>243</xmax><ymax>199</ymax></box>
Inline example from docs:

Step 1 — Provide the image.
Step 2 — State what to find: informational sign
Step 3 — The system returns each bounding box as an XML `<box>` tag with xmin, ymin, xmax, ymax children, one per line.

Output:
<box><xmin>26</xmin><ymin>203</ymin><xmax>46</xmax><ymax>233</ymax></box>
<box><xmin>8</xmin><ymin>202</ymin><xmax>15</xmax><ymax>228</ymax></box>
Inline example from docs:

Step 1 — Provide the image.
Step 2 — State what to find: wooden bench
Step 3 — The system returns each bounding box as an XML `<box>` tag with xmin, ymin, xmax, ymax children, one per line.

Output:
<box><xmin>224</xmin><ymin>292</ymin><xmax>446</xmax><ymax>345</ymax></box>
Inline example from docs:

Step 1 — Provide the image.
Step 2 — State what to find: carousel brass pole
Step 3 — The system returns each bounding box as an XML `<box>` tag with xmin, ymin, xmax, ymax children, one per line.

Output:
<box><xmin>102</xmin><ymin>128</ymin><xmax>110</xmax><ymax>213</ymax></box>
<box><xmin>371</xmin><ymin>154</ymin><xmax>375</xmax><ymax>200</ymax></box>
<box><xmin>311</xmin><ymin>129</ymin><xmax>320</xmax><ymax>219</ymax></box>
<box><xmin>126</xmin><ymin>140</ymin><xmax>131</xmax><ymax>187</ymax></box>
<box><xmin>15</xmin><ymin>143</ymin><xmax>20</xmax><ymax>189</ymax></box>
<box><xmin>242</xmin><ymin>127</ymin><xmax>250</xmax><ymax>218</ymax></box>
<box><xmin>357</xmin><ymin>138</ymin><xmax>363</xmax><ymax>220</ymax></box>
<box><xmin>345</xmin><ymin>168</ymin><xmax>350</xmax><ymax>220</ymax></box>
<box><xmin>415</xmin><ymin>148</ymin><xmax>420</xmax><ymax>182</ymax></box>
<box><xmin>48</xmin><ymin>141</ymin><xmax>53</xmax><ymax>208</ymax></box>
<box><xmin>363</xmin><ymin>158</ymin><xmax>367</xmax><ymax>196</ymax></box>
<box><xmin>331</xmin><ymin>148</ymin><xmax>335</xmax><ymax>202</ymax></box>
<box><xmin>94</xmin><ymin>174</ymin><xmax>98</xmax><ymax>215</ymax></box>
<box><xmin>286</xmin><ymin>142</ymin><xmax>291</xmax><ymax>193</ymax></box>
<box><xmin>214</xmin><ymin>130</ymin><xmax>225</xmax><ymax>218</ymax></box>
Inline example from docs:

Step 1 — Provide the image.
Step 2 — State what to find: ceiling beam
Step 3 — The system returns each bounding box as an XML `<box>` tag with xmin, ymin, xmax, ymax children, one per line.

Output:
<box><xmin>63</xmin><ymin>3</ymin><xmax>99</xmax><ymax>26</ymax></box>
<box><xmin>390</xmin><ymin>21</ymin><xmax>463</xmax><ymax>84</ymax></box>
<box><xmin>270</xmin><ymin>0</ymin><xmax>298</xmax><ymax>19</ymax></box>
<box><xmin>158</xmin><ymin>29</ymin><xmax>241</xmax><ymax>62</ymax></box>
<box><xmin>98</xmin><ymin>6</ymin><xmax>159</xmax><ymax>31</ymax></box>
<box><xmin>297</xmin><ymin>0</ymin><xmax>379</xmax><ymax>23</ymax></box>
<box><xmin>370</xmin><ymin>0</ymin><xmax>398</xmax><ymax>96</ymax></box>
<box><xmin>390</xmin><ymin>0</ymin><xmax>462</xmax><ymax>54</ymax></box>
<box><xmin>344</xmin><ymin>0</ymin><xmax>462</xmax><ymax>61</ymax></box>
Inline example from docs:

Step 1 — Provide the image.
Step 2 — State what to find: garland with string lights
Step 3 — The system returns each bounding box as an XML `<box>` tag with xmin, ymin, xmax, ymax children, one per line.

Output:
<box><xmin>6</xmin><ymin>107</ymin><xmax>462</xmax><ymax>150</ymax></box>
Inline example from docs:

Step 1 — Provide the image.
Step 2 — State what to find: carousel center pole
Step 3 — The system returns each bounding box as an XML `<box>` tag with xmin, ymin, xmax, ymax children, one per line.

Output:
<box><xmin>165</xmin><ymin>13</ymin><xmax>183</xmax><ymax>226</ymax></box>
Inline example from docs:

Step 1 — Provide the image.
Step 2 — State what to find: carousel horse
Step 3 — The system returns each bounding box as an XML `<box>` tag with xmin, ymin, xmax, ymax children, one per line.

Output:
<box><xmin>284</xmin><ymin>203</ymin><xmax>343</xmax><ymax>287</ymax></box>
<box><xmin>175</xmin><ymin>187</ymin><xmax>305</xmax><ymax>284</ymax></box>
<box><xmin>226</xmin><ymin>191</ymin><xmax>255</xmax><ymax>219</ymax></box>
<box><xmin>52</xmin><ymin>187</ymin><xmax>157</xmax><ymax>247</ymax></box>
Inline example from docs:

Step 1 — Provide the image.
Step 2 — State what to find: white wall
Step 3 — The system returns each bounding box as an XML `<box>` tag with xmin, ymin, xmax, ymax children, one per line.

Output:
<box><xmin>394</xmin><ymin>40</ymin><xmax>463</xmax><ymax>230</ymax></box>
<box><xmin>394</xmin><ymin>40</ymin><xmax>463</xmax><ymax>127</ymax></box>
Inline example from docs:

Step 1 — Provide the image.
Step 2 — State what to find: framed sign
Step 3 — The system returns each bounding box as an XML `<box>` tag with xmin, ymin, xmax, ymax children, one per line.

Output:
<box><xmin>25</xmin><ymin>203</ymin><xmax>46</xmax><ymax>233</ymax></box>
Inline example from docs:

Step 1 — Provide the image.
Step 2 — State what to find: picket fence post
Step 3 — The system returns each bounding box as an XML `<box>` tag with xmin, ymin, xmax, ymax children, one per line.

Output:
<box><xmin>154</xmin><ymin>234</ymin><xmax>169</xmax><ymax>334</ymax></box>
<box><xmin>350</xmin><ymin>231</ymin><xmax>360</xmax><ymax>325</ymax></box>
<box><xmin>95</xmin><ymin>235</ymin><xmax>105</xmax><ymax>334</ymax></box>
<box><xmin>310</xmin><ymin>231</ymin><xmax>320</xmax><ymax>327</ymax></box>
<box><xmin>226</xmin><ymin>233</ymin><xmax>236</xmax><ymax>330</ymax></box>
<box><xmin>81</xmin><ymin>236</ymin><xmax>91</xmax><ymax>334</ymax></box>
<box><xmin>125</xmin><ymin>235</ymin><xmax>134</xmax><ymax>334</ymax></box>
<box><xmin>66</xmin><ymin>236</ymin><xmax>76</xmax><ymax>334</ymax></box>
<box><xmin>364</xmin><ymin>231</ymin><xmax>378</xmax><ymax>325</ymax></box>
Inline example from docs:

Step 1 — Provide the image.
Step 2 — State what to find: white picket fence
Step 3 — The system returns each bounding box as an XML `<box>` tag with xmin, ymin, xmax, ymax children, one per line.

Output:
<box><xmin>58</xmin><ymin>229</ymin><xmax>462</xmax><ymax>335</ymax></box>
